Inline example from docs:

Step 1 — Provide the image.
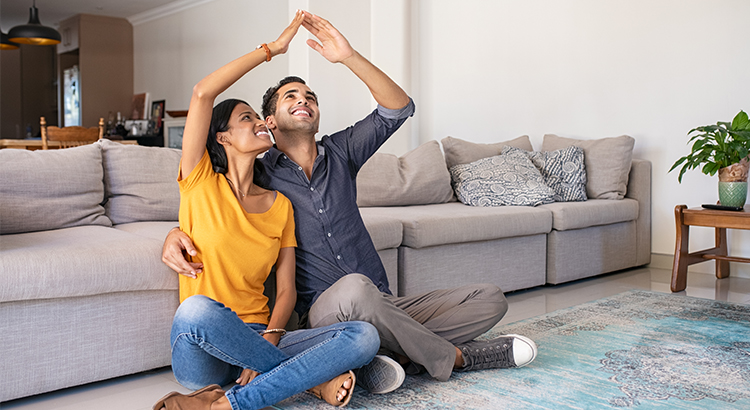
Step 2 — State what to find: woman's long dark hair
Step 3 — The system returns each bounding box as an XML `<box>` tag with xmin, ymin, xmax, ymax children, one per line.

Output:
<box><xmin>206</xmin><ymin>99</ymin><xmax>246</xmax><ymax>174</ymax></box>
<box><xmin>206</xmin><ymin>98</ymin><xmax>269</xmax><ymax>188</ymax></box>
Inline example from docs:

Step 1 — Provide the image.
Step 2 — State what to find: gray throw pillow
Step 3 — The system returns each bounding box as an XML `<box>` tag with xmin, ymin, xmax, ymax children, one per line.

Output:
<box><xmin>449</xmin><ymin>150</ymin><xmax>555</xmax><ymax>207</ymax></box>
<box><xmin>441</xmin><ymin>135</ymin><xmax>533</xmax><ymax>169</ymax></box>
<box><xmin>0</xmin><ymin>143</ymin><xmax>111</xmax><ymax>234</ymax></box>
<box><xmin>357</xmin><ymin>140</ymin><xmax>453</xmax><ymax>207</ymax></box>
<box><xmin>100</xmin><ymin>139</ymin><xmax>181</xmax><ymax>224</ymax></box>
<box><xmin>542</xmin><ymin>134</ymin><xmax>634</xmax><ymax>200</ymax></box>
<box><xmin>503</xmin><ymin>146</ymin><xmax>587</xmax><ymax>202</ymax></box>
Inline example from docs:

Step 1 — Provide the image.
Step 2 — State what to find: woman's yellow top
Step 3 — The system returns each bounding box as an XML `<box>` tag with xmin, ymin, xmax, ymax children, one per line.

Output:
<box><xmin>178</xmin><ymin>151</ymin><xmax>296</xmax><ymax>324</ymax></box>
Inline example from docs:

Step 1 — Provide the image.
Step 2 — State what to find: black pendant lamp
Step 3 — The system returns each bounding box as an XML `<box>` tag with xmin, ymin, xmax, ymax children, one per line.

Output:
<box><xmin>8</xmin><ymin>0</ymin><xmax>61</xmax><ymax>46</ymax></box>
<box><xmin>1</xmin><ymin>28</ymin><xmax>20</xmax><ymax>50</ymax></box>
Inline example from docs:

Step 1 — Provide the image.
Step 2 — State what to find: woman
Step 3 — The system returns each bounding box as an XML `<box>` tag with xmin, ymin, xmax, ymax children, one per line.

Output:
<box><xmin>153</xmin><ymin>11</ymin><xmax>379</xmax><ymax>410</ymax></box>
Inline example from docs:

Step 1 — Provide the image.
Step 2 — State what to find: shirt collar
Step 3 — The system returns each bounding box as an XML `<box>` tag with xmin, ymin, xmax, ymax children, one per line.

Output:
<box><xmin>265</xmin><ymin>143</ymin><xmax>326</xmax><ymax>165</ymax></box>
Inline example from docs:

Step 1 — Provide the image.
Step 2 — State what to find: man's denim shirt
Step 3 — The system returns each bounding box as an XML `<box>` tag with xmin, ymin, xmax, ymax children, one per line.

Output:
<box><xmin>258</xmin><ymin>99</ymin><xmax>415</xmax><ymax>315</ymax></box>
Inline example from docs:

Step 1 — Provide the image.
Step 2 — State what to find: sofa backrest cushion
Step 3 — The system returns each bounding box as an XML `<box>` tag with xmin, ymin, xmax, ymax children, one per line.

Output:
<box><xmin>100</xmin><ymin>139</ymin><xmax>181</xmax><ymax>224</ymax></box>
<box><xmin>357</xmin><ymin>140</ymin><xmax>454</xmax><ymax>207</ymax></box>
<box><xmin>542</xmin><ymin>134</ymin><xmax>635</xmax><ymax>200</ymax></box>
<box><xmin>0</xmin><ymin>143</ymin><xmax>111</xmax><ymax>234</ymax></box>
<box><xmin>441</xmin><ymin>135</ymin><xmax>533</xmax><ymax>169</ymax></box>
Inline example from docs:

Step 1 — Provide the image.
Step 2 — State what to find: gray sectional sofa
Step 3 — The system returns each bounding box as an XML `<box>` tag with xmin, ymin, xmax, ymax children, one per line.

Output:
<box><xmin>0</xmin><ymin>135</ymin><xmax>650</xmax><ymax>402</ymax></box>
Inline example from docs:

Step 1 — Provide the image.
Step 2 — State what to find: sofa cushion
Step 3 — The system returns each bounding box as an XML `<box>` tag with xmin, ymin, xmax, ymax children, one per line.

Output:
<box><xmin>113</xmin><ymin>221</ymin><xmax>180</xmax><ymax>241</ymax></box>
<box><xmin>100</xmin><ymin>139</ymin><xmax>181</xmax><ymax>224</ymax></box>
<box><xmin>542</xmin><ymin>134</ymin><xmax>635</xmax><ymax>200</ymax></box>
<box><xmin>0</xmin><ymin>144</ymin><xmax>110</xmax><ymax>234</ymax></box>
<box><xmin>441</xmin><ymin>135</ymin><xmax>533</xmax><ymax>169</ymax></box>
<box><xmin>540</xmin><ymin>198</ymin><xmax>639</xmax><ymax>231</ymax></box>
<box><xmin>505</xmin><ymin>146</ymin><xmax>588</xmax><ymax>202</ymax></box>
<box><xmin>357</xmin><ymin>140</ymin><xmax>453</xmax><ymax>207</ymax></box>
<box><xmin>450</xmin><ymin>150</ymin><xmax>555</xmax><ymax>207</ymax></box>
<box><xmin>0</xmin><ymin>226</ymin><xmax>177</xmax><ymax>303</ymax></box>
<box><xmin>361</xmin><ymin>202</ymin><xmax>552</xmax><ymax>249</ymax></box>
<box><xmin>359</xmin><ymin>213</ymin><xmax>403</xmax><ymax>250</ymax></box>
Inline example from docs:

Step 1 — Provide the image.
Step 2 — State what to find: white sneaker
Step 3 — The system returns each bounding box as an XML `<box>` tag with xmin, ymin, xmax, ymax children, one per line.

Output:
<box><xmin>355</xmin><ymin>355</ymin><xmax>405</xmax><ymax>394</ymax></box>
<box><xmin>508</xmin><ymin>334</ymin><xmax>537</xmax><ymax>367</ymax></box>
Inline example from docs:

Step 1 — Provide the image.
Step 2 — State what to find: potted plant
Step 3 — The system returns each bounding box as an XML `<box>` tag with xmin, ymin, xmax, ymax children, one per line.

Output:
<box><xmin>670</xmin><ymin>110</ymin><xmax>750</xmax><ymax>207</ymax></box>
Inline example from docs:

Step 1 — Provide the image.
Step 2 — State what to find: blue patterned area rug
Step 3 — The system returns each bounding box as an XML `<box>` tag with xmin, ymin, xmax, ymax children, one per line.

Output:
<box><xmin>273</xmin><ymin>290</ymin><xmax>750</xmax><ymax>409</ymax></box>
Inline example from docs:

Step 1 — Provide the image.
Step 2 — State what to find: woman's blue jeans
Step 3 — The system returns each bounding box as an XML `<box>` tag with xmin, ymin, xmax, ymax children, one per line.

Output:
<box><xmin>170</xmin><ymin>295</ymin><xmax>380</xmax><ymax>410</ymax></box>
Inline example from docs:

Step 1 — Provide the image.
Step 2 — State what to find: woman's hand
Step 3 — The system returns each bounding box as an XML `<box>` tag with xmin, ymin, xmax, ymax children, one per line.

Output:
<box><xmin>268</xmin><ymin>9</ymin><xmax>305</xmax><ymax>57</ymax></box>
<box><xmin>236</xmin><ymin>368</ymin><xmax>259</xmax><ymax>386</ymax></box>
<box><xmin>262</xmin><ymin>332</ymin><xmax>282</xmax><ymax>346</ymax></box>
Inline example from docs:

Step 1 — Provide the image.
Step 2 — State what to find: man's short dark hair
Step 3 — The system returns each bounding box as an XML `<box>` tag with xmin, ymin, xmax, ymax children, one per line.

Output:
<box><xmin>261</xmin><ymin>76</ymin><xmax>310</xmax><ymax>119</ymax></box>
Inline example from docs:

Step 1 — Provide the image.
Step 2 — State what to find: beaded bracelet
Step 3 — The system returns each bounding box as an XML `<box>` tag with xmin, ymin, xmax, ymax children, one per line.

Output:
<box><xmin>261</xmin><ymin>328</ymin><xmax>287</xmax><ymax>336</ymax></box>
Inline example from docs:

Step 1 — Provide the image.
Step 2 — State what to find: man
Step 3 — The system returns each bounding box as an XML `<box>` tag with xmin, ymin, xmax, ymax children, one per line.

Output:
<box><xmin>163</xmin><ymin>12</ymin><xmax>536</xmax><ymax>395</ymax></box>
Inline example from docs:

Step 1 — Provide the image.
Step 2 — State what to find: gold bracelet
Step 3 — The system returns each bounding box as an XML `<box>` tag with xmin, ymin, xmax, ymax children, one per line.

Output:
<box><xmin>257</xmin><ymin>43</ymin><xmax>272</xmax><ymax>62</ymax></box>
<box><xmin>261</xmin><ymin>328</ymin><xmax>286</xmax><ymax>336</ymax></box>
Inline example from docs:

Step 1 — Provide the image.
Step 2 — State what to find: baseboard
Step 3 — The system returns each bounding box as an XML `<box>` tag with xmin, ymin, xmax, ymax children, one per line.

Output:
<box><xmin>649</xmin><ymin>252</ymin><xmax>750</xmax><ymax>279</ymax></box>
<box><xmin>647</xmin><ymin>253</ymin><xmax>673</xmax><ymax>270</ymax></box>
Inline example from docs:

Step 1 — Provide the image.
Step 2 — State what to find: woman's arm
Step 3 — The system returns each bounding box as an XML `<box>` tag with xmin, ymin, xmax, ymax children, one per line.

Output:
<box><xmin>263</xmin><ymin>246</ymin><xmax>297</xmax><ymax>346</ymax></box>
<box><xmin>235</xmin><ymin>246</ymin><xmax>296</xmax><ymax>386</ymax></box>
<box><xmin>180</xmin><ymin>11</ymin><xmax>305</xmax><ymax>178</ymax></box>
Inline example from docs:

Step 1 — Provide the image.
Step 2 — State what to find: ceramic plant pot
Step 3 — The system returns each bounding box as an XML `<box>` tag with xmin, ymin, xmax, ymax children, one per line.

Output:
<box><xmin>718</xmin><ymin>158</ymin><xmax>749</xmax><ymax>207</ymax></box>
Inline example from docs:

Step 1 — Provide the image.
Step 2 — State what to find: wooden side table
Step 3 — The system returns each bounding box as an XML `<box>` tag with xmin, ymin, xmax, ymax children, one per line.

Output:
<box><xmin>671</xmin><ymin>204</ymin><xmax>750</xmax><ymax>292</ymax></box>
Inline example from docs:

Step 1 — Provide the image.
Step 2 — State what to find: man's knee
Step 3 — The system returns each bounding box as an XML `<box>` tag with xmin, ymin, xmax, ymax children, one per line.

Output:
<box><xmin>481</xmin><ymin>284</ymin><xmax>508</xmax><ymax>322</ymax></box>
<box><xmin>458</xmin><ymin>284</ymin><xmax>508</xmax><ymax>323</ymax></box>
<box><xmin>330</xmin><ymin>273</ymin><xmax>383</xmax><ymax>306</ymax></box>
<box><xmin>310</xmin><ymin>274</ymin><xmax>385</xmax><ymax>326</ymax></box>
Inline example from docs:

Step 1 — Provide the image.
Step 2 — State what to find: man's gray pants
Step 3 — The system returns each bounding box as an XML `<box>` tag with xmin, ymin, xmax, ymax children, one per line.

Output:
<box><xmin>308</xmin><ymin>274</ymin><xmax>508</xmax><ymax>381</ymax></box>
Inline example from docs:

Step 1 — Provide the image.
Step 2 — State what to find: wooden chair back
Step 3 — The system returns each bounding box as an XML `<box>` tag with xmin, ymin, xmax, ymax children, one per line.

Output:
<box><xmin>40</xmin><ymin>117</ymin><xmax>105</xmax><ymax>150</ymax></box>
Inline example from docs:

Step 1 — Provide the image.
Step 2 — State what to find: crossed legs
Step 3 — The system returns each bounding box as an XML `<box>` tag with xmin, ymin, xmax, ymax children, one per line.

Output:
<box><xmin>170</xmin><ymin>295</ymin><xmax>379</xmax><ymax>409</ymax></box>
<box><xmin>308</xmin><ymin>274</ymin><xmax>507</xmax><ymax>381</ymax></box>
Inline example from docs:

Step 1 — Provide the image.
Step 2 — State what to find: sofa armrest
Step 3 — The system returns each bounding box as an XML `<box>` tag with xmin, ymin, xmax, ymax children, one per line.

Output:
<box><xmin>625</xmin><ymin>158</ymin><xmax>651</xmax><ymax>266</ymax></box>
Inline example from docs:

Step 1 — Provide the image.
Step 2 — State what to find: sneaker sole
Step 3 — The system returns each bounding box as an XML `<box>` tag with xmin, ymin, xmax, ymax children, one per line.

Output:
<box><xmin>507</xmin><ymin>334</ymin><xmax>537</xmax><ymax>367</ymax></box>
<box><xmin>356</xmin><ymin>355</ymin><xmax>405</xmax><ymax>394</ymax></box>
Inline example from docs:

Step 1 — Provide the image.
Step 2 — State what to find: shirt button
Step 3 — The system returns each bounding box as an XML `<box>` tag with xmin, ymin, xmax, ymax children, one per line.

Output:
<box><xmin>336</xmin><ymin>255</ymin><xmax>341</xmax><ymax>260</ymax></box>
<box><xmin>297</xmin><ymin>166</ymin><xmax>303</xmax><ymax>171</ymax></box>
<box><xmin>310</xmin><ymin>187</ymin><xmax>315</xmax><ymax>191</ymax></box>
<box><xmin>283</xmin><ymin>155</ymin><xmax>288</xmax><ymax>159</ymax></box>
<box><xmin>327</xmin><ymin>233</ymin><xmax>332</xmax><ymax>237</ymax></box>
<box><xmin>318</xmin><ymin>209</ymin><xmax>323</xmax><ymax>214</ymax></box>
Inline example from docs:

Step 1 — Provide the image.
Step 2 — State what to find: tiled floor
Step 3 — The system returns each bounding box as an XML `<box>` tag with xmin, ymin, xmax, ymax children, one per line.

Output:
<box><xmin>3</xmin><ymin>266</ymin><xmax>750</xmax><ymax>410</ymax></box>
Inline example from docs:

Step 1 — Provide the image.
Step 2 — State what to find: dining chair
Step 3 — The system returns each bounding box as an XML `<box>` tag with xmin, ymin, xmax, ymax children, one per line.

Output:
<box><xmin>40</xmin><ymin>117</ymin><xmax>104</xmax><ymax>150</ymax></box>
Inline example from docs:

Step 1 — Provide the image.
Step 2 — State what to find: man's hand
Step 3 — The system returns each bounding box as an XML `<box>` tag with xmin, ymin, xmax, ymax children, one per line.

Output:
<box><xmin>302</xmin><ymin>12</ymin><xmax>355</xmax><ymax>64</ymax></box>
<box><xmin>162</xmin><ymin>228</ymin><xmax>203</xmax><ymax>279</ymax></box>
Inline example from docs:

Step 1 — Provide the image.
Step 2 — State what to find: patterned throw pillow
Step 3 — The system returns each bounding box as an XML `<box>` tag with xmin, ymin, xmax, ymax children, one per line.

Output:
<box><xmin>449</xmin><ymin>150</ymin><xmax>555</xmax><ymax>207</ymax></box>
<box><xmin>502</xmin><ymin>146</ymin><xmax>587</xmax><ymax>202</ymax></box>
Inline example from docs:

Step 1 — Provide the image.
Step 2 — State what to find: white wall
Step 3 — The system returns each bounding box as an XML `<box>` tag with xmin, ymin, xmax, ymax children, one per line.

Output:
<box><xmin>134</xmin><ymin>0</ymin><xmax>750</xmax><ymax>277</ymax></box>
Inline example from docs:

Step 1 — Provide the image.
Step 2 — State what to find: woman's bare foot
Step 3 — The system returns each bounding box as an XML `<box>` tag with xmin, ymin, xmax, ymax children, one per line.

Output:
<box><xmin>308</xmin><ymin>370</ymin><xmax>356</xmax><ymax>407</ymax></box>
<box><xmin>336</xmin><ymin>376</ymin><xmax>353</xmax><ymax>402</ymax></box>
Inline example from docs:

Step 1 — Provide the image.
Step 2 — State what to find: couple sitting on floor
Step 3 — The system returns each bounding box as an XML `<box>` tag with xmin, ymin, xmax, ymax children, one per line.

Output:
<box><xmin>153</xmin><ymin>10</ymin><xmax>537</xmax><ymax>410</ymax></box>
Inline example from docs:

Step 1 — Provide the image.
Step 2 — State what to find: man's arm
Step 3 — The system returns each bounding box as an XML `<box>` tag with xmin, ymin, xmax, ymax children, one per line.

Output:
<box><xmin>162</xmin><ymin>227</ymin><xmax>203</xmax><ymax>279</ymax></box>
<box><xmin>302</xmin><ymin>12</ymin><xmax>410</xmax><ymax>110</ymax></box>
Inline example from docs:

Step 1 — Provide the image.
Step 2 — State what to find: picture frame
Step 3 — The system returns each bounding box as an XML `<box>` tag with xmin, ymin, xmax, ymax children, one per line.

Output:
<box><xmin>151</xmin><ymin>99</ymin><xmax>165</xmax><ymax>136</ymax></box>
<box><xmin>131</xmin><ymin>92</ymin><xmax>149</xmax><ymax>120</ymax></box>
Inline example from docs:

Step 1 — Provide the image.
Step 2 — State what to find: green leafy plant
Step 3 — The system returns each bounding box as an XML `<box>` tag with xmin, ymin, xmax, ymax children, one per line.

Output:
<box><xmin>670</xmin><ymin>110</ymin><xmax>750</xmax><ymax>183</ymax></box>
